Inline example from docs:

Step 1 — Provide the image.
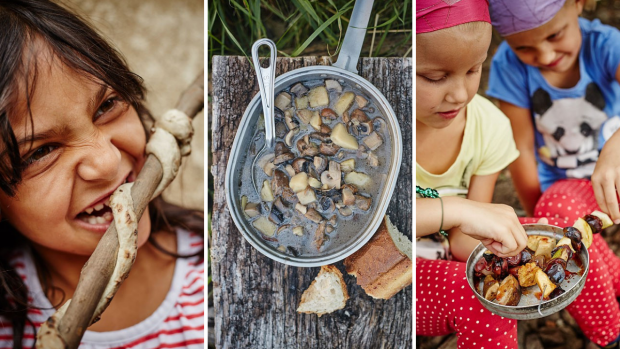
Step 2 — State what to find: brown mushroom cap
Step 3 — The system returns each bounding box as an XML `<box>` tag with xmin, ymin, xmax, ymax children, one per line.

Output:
<box><xmin>321</xmin><ymin>108</ymin><xmax>338</xmax><ymax>120</ymax></box>
<box><xmin>271</xmin><ymin>170</ymin><xmax>289</xmax><ymax>196</ymax></box>
<box><xmin>319</xmin><ymin>140</ymin><xmax>340</xmax><ymax>156</ymax></box>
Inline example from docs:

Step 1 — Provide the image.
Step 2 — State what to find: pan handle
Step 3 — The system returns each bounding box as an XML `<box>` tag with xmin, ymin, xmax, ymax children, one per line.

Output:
<box><xmin>333</xmin><ymin>0</ymin><xmax>374</xmax><ymax>74</ymax></box>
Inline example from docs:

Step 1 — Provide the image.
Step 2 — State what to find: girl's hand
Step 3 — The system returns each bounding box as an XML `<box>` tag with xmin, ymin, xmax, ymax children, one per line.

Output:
<box><xmin>592</xmin><ymin>134</ymin><xmax>620</xmax><ymax>224</ymax></box>
<box><xmin>446</xmin><ymin>198</ymin><xmax>528</xmax><ymax>258</ymax></box>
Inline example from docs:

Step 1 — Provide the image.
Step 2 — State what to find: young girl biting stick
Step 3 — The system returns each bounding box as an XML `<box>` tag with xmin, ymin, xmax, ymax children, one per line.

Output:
<box><xmin>416</xmin><ymin>1</ymin><xmax>527</xmax><ymax>347</ymax></box>
<box><xmin>0</xmin><ymin>1</ymin><xmax>204</xmax><ymax>348</ymax></box>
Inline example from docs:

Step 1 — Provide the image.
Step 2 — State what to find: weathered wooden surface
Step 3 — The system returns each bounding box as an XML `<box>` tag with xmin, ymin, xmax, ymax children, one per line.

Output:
<box><xmin>211</xmin><ymin>56</ymin><xmax>412</xmax><ymax>349</ymax></box>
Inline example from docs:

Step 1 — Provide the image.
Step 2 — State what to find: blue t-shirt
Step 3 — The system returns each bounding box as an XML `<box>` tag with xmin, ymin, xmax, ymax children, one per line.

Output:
<box><xmin>487</xmin><ymin>18</ymin><xmax>620</xmax><ymax>191</ymax></box>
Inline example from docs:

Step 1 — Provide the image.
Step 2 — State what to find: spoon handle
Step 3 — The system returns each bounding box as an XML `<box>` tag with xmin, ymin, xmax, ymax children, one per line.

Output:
<box><xmin>252</xmin><ymin>39</ymin><xmax>277</xmax><ymax>148</ymax></box>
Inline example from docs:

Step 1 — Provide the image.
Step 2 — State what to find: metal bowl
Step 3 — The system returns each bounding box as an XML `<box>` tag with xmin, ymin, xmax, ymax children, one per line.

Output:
<box><xmin>225</xmin><ymin>66</ymin><xmax>402</xmax><ymax>267</ymax></box>
<box><xmin>465</xmin><ymin>224</ymin><xmax>589</xmax><ymax>320</ymax></box>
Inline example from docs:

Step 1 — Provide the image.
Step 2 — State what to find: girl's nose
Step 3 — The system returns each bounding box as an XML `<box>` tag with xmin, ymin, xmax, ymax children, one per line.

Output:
<box><xmin>445</xmin><ymin>78</ymin><xmax>468</xmax><ymax>105</ymax></box>
<box><xmin>537</xmin><ymin>45</ymin><xmax>556</xmax><ymax>66</ymax></box>
<box><xmin>76</xmin><ymin>134</ymin><xmax>121</xmax><ymax>182</ymax></box>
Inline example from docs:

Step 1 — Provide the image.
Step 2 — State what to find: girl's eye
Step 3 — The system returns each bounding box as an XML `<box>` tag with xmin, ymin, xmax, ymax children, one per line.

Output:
<box><xmin>94</xmin><ymin>97</ymin><xmax>119</xmax><ymax>121</ymax></box>
<box><xmin>421</xmin><ymin>75</ymin><xmax>446</xmax><ymax>83</ymax></box>
<box><xmin>23</xmin><ymin>145</ymin><xmax>58</xmax><ymax>167</ymax></box>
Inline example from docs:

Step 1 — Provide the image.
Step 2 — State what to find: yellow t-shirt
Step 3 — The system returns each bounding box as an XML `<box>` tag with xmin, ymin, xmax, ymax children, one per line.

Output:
<box><xmin>416</xmin><ymin>94</ymin><xmax>520</xmax><ymax>260</ymax></box>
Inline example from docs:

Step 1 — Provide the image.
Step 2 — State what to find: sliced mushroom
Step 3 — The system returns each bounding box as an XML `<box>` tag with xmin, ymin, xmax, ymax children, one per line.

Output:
<box><xmin>244</xmin><ymin>202</ymin><xmax>261</xmax><ymax>217</ymax></box>
<box><xmin>320</xmin><ymin>124</ymin><xmax>331</xmax><ymax>134</ymax></box>
<box><xmin>269</xmin><ymin>203</ymin><xmax>286</xmax><ymax>225</ymax></box>
<box><xmin>318</xmin><ymin>196</ymin><xmax>335</xmax><ymax>214</ymax></box>
<box><xmin>275</xmin><ymin>92</ymin><xmax>292</xmax><ymax>110</ymax></box>
<box><xmin>355</xmin><ymin>195</ymin><xmax>372</xmax><ymax>211</ymax></box>
<box><xmin>281</xmin><ymin>187</ymin><xmax>299</xmax><ymax>205</ymax></box>
<box><xmin>273</xmin><ymin>142</ymin><xmax>295</xmax><ymax>165</ymax></box>
<box><xmin>321</xmin><ymin>108</ymin><xmax>338</xmax><ymax>120</ymax></box>
<box><xmin>313</xmin><ymin>156</ymin><xmax>328</xmax><ymax>174</ymax></box>
<box><xmin>321</xmin><ymin>162</ymin><xmax>341</xmax><ymax>189</ymax></box>
<box><xmin>290</xmin><ymin>82</ymin><xmax>308</xmax><ymax>97</ymax></box>
<box><xmin>285</xmin><ymin>114</ymin><xmax>299</xmax><ymax>130</ymax></box>
<box><xmin>373</xmin><ymin>117</ymin><xmax>387</xmax><ymax>132</ymax></box>
<box><xmin>334</xmin><ymin>92</ymin><xmax>355</xmax><ymax>116</ymax></box>
<box><xmin>257</xmin><ymin>153</ymin><xmax>275</xmax><ymax>176</ymax></box>
<box><xmin>313</xmin><ymin>221</ymin><xmax>327</xmax><ymax>250</ymax></box>
<box><xmin>305</xmin><ymin>208</ymin><xmax>324</xmax><ymax>223</ymax></box>
<box><xmin>367</xmin><ymin>152</ymin><xmax>379</xmax><ymax>167</ymax></box>
<box><xmin>339</xmin><ymin>206</ymin><xmax>353</xmax><ymax>216</ymax></box>
<box><xmin>325</xmin><ymin>79</ymin><xmax>342</xmax><ymax>92</ymax></box>
<box><xmin>362</xmin><ymin>132</ymin><xmax>383</xmax><ymax>151</ymax></box>
<box><xmin>319</xmin><ymin>140</ymin><xmax>340</xmax><ymax>156</ymax></box>
<box><xmin>342</xmin><ymin>187</ymin><xmax>356</xmax><ymax>206</ymax></box>
<box><xmin>308</xmin><ymin>86</ymin><xmax>329</xmax><ymax>108</ymax></box>
<box><xmin>284</xmin><ymin>129</ymin><xmax>298</xmax><ymax>147</ymax></box>
<box><xmin>292</xmin><ymin>158</ymin><xmax>310</xmax><ymax>174</ymax></box>
<box><xmin>355</xmin><ymin>95</ymin><xmax>368</xmax><ymax>108</ymax></box>
<box><xmin>276</xmin><ymin>121</ymin><xmax>288</xmax><ymax>138</ymax></box>
<box><xmin>343</xmin><ymin>111</ymin><xmax>350</xmax><ymax>124</ymax></box>
<box><xmin>296</xmin><ymin>138</ymin><xmax>319</xmax><ymax>157</ymax></box>
<box><xmin>328</xmin><ymin>215</ymin><xmax>338</xmax><ymax>226</ymax></box>
<box><xmin>297</xmin><ymin>187</ymin><xmax>317</xmax><ymax>205</ymax></box>
<box><xmin>295</xmin><ymin>96</ymin><xmax>309</xmax><ymax>110</ymax></box>
<box><xmin>357</xmin><ymin>121</ymin><xmax>373</xmax><ymax>136</ymax></box>
<box><xmin>284</xmin><ymin>164</ymin><xmax>296</xmax><ymax>177</ymax></box>
<box><xmin>309</xmin><ymin>132</ymin><xmax>331</xmax><ymax>142</ymax></box>
<box><xmin>273</xmin><ymin>197</ymin><xmax>289</xmax><ymax>213</ymax></box>
<box><xmin>356</xmin><ymin>145</ymin><xmax>369</xmax><ymax>159</ymax></box>
<box><xmin>271</xmin><ymin>169</ymin><xmax>289</xmax><ymax>196</ymax></box>
<box><xmin>326</xmin><ymin>225</ymin><xmax>334</xmax><ymax>234</ymax></box>
<box><xmin>341</xmin><ymin>183</ymin><xmax>358</xmax><ymax>194</ymax></box>
<box><xmin>350</xmin><ymin>108</ymin><xmax>370</xmax><ymax>123</ymax></box>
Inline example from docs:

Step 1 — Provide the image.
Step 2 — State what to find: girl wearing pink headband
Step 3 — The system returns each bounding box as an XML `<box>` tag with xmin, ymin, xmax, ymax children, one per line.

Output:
<box><xmin>416</xmin><ymin>1</ymin><xmax>526</xmax><ymax>348</ymax></box>
<box><xmin>488</xmin><ymin>0</ymin><xmax>620</xmax><ymax>347</ymax></box>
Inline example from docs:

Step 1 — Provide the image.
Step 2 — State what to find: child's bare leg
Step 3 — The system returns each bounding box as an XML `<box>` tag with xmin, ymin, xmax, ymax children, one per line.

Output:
<box><xmin>416</xmin><ymin>258</ymin><xmax>518</xmax><ymax>349</ymax></box>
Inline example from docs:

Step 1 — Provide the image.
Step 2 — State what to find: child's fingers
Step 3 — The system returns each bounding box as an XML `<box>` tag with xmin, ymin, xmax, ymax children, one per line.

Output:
<box><xmin>602</xmin><ymin>180</ymin><xmax>620</xmax><ymax>224</ymax></box>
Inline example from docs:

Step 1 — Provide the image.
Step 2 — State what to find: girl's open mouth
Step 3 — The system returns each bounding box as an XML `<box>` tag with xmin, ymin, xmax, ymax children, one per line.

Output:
<box><xmin>77</xmin><ymin>198</ymin><xmax>114</xmax><ymax>225</ymax></box>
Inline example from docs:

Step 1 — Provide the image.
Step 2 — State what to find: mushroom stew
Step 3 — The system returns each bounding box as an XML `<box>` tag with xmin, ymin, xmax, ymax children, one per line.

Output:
<box><xmin>238</xmin><ymin>78</ymin><xmax>392</xmax><ymax>256</ymax></box>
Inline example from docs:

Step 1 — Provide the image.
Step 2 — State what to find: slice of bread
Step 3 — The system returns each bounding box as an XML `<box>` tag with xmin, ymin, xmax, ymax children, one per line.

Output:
<box><xmin>297</xmin><ymin>265</ymin><xmax>349</xmax><ymax>317</ymax></box>
<box><xmin>344</xmin><ymin>215</ymin><xmax>412</xmax><ymax>299</ymax></box>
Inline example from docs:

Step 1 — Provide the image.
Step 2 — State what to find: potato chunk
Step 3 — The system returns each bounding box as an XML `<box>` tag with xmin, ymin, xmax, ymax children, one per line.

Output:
<box><xmin>331</xmin><ymin>123</ymin><xmax>358</xmax><ymax>150</ymax></box>
<box><xmin>534</xmin><ymin>237</ymin><xmax>556</xmax><ymax>259</ymax></box>
<box><xmin>334</xmin><ymin>92</ymin><xmax>355</xmax><ymax>116</ymax></box>
<box><xmin>495</xmin><ymin>275</ymin><xmax>521</xmax><ymax>306</ymax></box>
<box><xmin>535</xmin><ymin>269</ymin><xmax>557</xmax><ymax>298</ymax></box>
<box><xmin>308</xmin><ymin>86</ymin><xmax>329</xmax><ymax>108</ymax></box>
<box><xmin>517</xmin><ymin>262</ymin><xmax>540</xmax><ymax>287</ymax></box>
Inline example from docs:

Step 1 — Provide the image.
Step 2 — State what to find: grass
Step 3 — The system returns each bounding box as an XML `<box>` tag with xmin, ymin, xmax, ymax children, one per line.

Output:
<box><xmin>208</xmin><ymin>0</ymin><xmax>412</xmax><ymax>67</ymax></box>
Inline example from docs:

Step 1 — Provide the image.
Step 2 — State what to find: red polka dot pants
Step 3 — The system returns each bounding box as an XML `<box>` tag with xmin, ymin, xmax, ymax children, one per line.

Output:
<box><xmin>519</xmin><ymin>179</ymin><xmax>620</xmax><ymax>346</ymax></box>
<box><xmin>416</xmin><ymin>258</ymin><xmax>518</xmax><ymax>349</ymax></box>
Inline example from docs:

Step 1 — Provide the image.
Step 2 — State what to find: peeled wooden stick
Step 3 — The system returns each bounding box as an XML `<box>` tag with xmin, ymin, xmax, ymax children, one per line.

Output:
<box><xmin>49</xmin><ymin>71</ymin><xmax>204</xmax><ymax>349</ymax></box>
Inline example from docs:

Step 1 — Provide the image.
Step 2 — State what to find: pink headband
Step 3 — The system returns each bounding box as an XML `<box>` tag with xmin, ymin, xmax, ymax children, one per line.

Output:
<box><xmin>417</xmin><ymin>0</ymin><xmax>491</xmax><ymax>34</ymax></box>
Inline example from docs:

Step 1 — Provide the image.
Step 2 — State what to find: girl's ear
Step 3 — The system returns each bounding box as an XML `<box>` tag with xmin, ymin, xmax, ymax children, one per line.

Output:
<box><xmin>574</xmin><ymin>0</ymin><xmax>586</xmax><ymax>15</ymax></box>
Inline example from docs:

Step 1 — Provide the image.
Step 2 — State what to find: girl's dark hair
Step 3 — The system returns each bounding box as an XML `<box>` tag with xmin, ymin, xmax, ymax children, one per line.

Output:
<box><xmin>0</xmin><ymin>1</ymin><xmax>203</xmax><ymax>348</ymax></box>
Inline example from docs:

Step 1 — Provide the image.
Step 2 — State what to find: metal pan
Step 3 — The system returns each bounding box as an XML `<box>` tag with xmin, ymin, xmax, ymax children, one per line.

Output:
<box><xmin>225</xmin><ymin>0</ymin><xmax>403</xmax><ymax>267</ymax></box>
<box><xmin>466</xmin><ymin>224</ymin><xmax>589</xmax><ymax>320</ymax></box>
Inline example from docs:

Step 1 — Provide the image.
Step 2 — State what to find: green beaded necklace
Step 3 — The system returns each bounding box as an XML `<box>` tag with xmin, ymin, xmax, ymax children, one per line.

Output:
<box><xmin>416</xmin><ymin>185</ymin><xmax>448</xmax><ymax>237</ymax></box>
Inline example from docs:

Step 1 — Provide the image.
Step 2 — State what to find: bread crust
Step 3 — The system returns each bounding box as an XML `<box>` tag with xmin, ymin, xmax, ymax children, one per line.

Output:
<box><xmin>344</xmin><ymin>217</ymin><xmax>412</xmax><ymax>299</ymax></box>
<box><xmin>297</xmin><ymin>265</ymin><xmax>349</xmax><ymax>316</ymax></box>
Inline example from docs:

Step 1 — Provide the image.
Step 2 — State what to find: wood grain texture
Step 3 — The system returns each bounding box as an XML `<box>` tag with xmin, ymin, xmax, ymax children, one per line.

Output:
<box><xmin>211</xmin><ymin>56</ymin><xmax>412</xmax><ymax>349</ymax></box>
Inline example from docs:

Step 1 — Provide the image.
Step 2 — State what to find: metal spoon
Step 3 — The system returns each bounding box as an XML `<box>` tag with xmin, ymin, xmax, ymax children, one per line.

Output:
<box><xmin>251</xmin><ymin>39</ymin><xmax>277</xmax><ymax>196</ymax></box>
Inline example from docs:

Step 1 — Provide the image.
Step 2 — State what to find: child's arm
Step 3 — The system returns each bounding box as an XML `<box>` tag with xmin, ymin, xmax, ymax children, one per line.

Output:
<box><xmin>500</xmin><ymin>101</ymin><xmax>542</xmax><ymax>216</ymax></box>
<box><xmin>592</xmin><ymin>125</ymin><xmax>620</xmax><ymax>224</ymax></box>
<box><xmin>416</xmin><ymin>197</ymin><xmax>527</xmax><ymax>258</ymax></box>
<box><xmin>448</xmin><ymin>173</ymin><xmax>499</xmax><ymax>261</ymax></box>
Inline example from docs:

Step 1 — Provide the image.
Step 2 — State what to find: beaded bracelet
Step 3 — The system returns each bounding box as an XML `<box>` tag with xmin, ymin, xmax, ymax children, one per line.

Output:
<box><xmin>416</xmin><ymin>185</ymin><xmax>448</xmax><ymax>237</ymax></box>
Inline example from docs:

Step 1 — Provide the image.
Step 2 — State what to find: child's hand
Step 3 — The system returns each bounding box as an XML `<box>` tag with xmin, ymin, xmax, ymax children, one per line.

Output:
<box><xmin>447</xmin><ymin>198</ymin><xmax>528</xmax><ymax>258</ymax></box>
<box><xmin>592</xmin><ymin>136</ymin><xmax>620</xmax><ymax>224</ymax></box>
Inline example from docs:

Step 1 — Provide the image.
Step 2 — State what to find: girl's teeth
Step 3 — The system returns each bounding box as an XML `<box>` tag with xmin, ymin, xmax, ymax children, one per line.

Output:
<box><xmin>95</xmin><ymin>217</ymin><xmax>107</xmax><ymax>224</ymax></box>
<box><xmin>94</xmin><ymin>203</ymin><xmax>104</xmax><ymax>211</ymax></box>
<box><xmin>88</xmin><ymin>217</ymin><xmax>97</xmax><ymax>225</ymax></box>
<box><xmin>85</xmin><ymin>208</ymin><xmax>94</xmax><ymax>214</ymax></box>
<box><xmin>103</xmin><ymin>212</ymin><xmax>113</xmax><ymax>221</ymax></box>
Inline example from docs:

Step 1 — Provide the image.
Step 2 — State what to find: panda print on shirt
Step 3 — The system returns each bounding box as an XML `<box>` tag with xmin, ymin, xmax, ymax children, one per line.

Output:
<box><xmin>532</xmin><ymin>82</ymin><xmax>620</xmax><ymax>179</ymax></box>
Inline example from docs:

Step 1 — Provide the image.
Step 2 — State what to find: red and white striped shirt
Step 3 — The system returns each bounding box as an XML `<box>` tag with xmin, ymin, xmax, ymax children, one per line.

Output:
<box><xmin>0</xmin><ymin>229</ymin><xmax>204</xmax><ymax>349</ymax></box>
